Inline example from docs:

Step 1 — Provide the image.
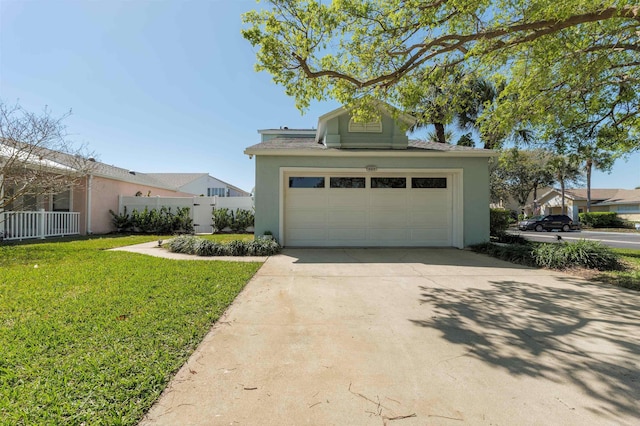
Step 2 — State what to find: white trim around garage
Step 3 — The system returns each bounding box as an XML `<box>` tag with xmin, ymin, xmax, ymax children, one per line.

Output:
<box><xmin>278</xmin><ymin>167</ymin><xmax>464</xmax><ymax>248</ymax></box>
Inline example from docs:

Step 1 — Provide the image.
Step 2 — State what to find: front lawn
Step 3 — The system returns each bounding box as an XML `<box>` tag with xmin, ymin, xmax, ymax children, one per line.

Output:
<box><xmin>594</xmin><ymin>248</ymin><xmax>640</xmax><ymax>290</ymax></box>
<box><xmin>0</xmin><ymin>236</ymin><xmax>262</xmax><ymax>424</ymax></box>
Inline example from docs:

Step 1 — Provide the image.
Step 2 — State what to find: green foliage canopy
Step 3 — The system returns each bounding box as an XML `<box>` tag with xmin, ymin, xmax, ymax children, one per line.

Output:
<box><xmin>242</xmin><ymin>0</ymin><xmax>639</xmax><ymax>146</ymax></box>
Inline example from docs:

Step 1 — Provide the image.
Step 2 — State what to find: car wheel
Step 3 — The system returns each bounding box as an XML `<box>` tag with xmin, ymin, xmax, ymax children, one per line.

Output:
<box><xmin>562</xmin><ymin>224</ymin><xmax>570</xmax><ymax>232</ymax></box>
<box><xmin>535</xmin><ymin>224</ymin><xmax>543</xmax><ymax>232</ymax></box>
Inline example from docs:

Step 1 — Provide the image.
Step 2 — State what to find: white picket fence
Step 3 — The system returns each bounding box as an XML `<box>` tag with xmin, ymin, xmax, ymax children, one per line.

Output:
<box><xmin>1</xmin><ymin>210</ymin><xmax>80</xmax><ymax>241</ymax></box>
<box><xmin>118</xmin><ymin>195</ymin><xmax>254</xmax><ymax>234</ymax></box>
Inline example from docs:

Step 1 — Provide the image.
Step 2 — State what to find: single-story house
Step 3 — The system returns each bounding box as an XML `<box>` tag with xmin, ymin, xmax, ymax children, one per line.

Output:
<box><xmin>2</xmin><ymin>141</ymin><xmax>257</xmax><ymax>238</ymax></box>
<box><xmin>244</xmin><ymin>105</ymin><xmax>497</xmax><ymax>248</ymax></box>
<box><xmin>146</xmin><ymin>173</ymin><xmax>250</xmax><ymax>197</ymax></box>
<box><xmin>537</xmin><ymin>188</ymin><xmax>640</xmax><ymax>222</ymax></box>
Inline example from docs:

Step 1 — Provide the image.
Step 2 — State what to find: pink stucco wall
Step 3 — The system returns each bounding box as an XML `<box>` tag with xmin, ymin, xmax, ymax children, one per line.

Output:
<box><xmin>69</xmin><ymin>176</ymin><xmax>191</xmax><ymax>235</ymax></box>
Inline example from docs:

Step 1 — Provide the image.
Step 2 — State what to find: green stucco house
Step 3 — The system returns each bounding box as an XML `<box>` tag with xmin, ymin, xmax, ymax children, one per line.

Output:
<box><xmin>244</xmin><ymin>106</ymin><xmax>497</xmax><ymax>248</ymax></box>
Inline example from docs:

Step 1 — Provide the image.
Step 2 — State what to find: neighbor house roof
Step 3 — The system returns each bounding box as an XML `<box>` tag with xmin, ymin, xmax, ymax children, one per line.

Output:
<box><xmin>245</xmin><ymin>137</ymin><xmax>497</xmax><ymax>157</ymax></box>
<box><xmin>593</xmin><ymin>189</ymin><xmax>640</xmax><ymax>206</ymax></box>
<box><xmin>562</xmin><ymin>188</ymin><xmax>621</xmax><ymax>201</ymax></box>
<box><xmin>146</xmin><ymin>172</ymin><xmax>250</xmax><ymax>195</ymax></box>
<box><xmin>146</xmin><ymin>173</ymin><xmax>209</xmax><ymax>188</ymax></box>
<box><xmin>1</xmin><ymin>140</ymin><xmax>185</xmax><ymax>190</ymax></box>
<box><xmin>538</xmin><ymin>188</ymin><xmax>640</xmax><ymax>206</ymax></box>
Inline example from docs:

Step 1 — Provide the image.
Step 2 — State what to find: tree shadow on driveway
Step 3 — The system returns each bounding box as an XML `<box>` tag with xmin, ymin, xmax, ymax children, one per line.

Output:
<box><xmin>411</xmin><ymin>278</ymin><xmax>640</xmax><ymax>421</ymax></box>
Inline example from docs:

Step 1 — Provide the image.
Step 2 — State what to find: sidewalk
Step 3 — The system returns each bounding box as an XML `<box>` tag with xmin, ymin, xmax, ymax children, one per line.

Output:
<box><xmin>109</xmin><ymin>241</ymin><xmax>269</xmax><ymax>262</ymax></box>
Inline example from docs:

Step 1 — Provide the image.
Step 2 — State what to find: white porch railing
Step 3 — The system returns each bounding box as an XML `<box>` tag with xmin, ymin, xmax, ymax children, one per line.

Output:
<box><xmin>1</xmin><ymin>210</ymin><xmax>80</xmax><ymax>241</ymax></box>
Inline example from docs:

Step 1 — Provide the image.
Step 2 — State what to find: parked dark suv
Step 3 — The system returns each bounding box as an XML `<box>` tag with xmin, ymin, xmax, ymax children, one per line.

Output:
<box><xmin>518</xmin><ymin>214</ymin><xmax>579</xmax><ymax>232</ymax></box>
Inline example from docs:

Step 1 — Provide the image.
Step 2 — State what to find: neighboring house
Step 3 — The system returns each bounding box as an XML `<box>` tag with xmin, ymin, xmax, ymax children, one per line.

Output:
<box><xmin>244</xmin><ymin>105</ymin><xmax>497</xmax><ymax>248</ymax></box>
<box><xmin>537</xmin><ymin>188</ymin><xmax>640</xmax><ymax>221</ymax></box>
<box><xmin>146</xmin><ymin>173</ymin><xmax>250</xmax><ymax>197</ymax></box>
<box><xmin>491</xmin><ymin>187</ymin><xmax>553</xmax><ymax>217</ymax></box>
<box><xmin>2</xmin><ymin>148</ymin><xmax>194</xmax><ymax>237</ymax></box>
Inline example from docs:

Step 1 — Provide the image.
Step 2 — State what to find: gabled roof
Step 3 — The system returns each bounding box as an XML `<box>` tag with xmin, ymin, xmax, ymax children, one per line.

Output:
<box><xmin>147</xmin><ymin>173</ymin><xmax>250</xmax><ymax>195</ymax></box>
<box><xmin>245</xmin><ymin>137</ymin><xmax>496</xmax><ymax>157</ymax></box>
<box><xmin>562</xmin><ymin>188</ymin><xmax>621</xmax><ymax>201</ymax></box>
<box><xmin>315</xmin><ymin>104</ymin><xmax>416</xmax><ymax>144</ymax></box>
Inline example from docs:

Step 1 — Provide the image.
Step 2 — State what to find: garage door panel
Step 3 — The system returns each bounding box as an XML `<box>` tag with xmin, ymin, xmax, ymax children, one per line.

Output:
<box><xmin>284</xmin><ymin>172</ymin><xmax>456</xmax><ymax>247</ymax></box>
<box><xmin>287</xmin><ymin>191</ymin><xmax>327</xmax><ymax>208</ymax></box>
<box><xmin>328</xmin><ymin>192</ymin><xmax>368</xmax><ymax>207</ymax></box>
<box><xmin>374</xmin><ymin>229</ymin><xmax>410</xmax><ymax>241</ymax></box>
<box><xmin>411</xmin><ymin>229</ymin><xmax>451</xmax><ymax>245</ymax></box>
<box><xmin>328</xmin><ymin>228</ymin><xmax>367</xmax><ymax>240</ymax></box>
<box><xmin>409</xmin><ymin>212</ymin><xmax>450</xmax><ymax>227</ymax></box>
<box><xmin>370</xmin><ymin>192</ymin><xmax>407</xmax><ymax>207</ymax></box>
<box><xmin>410</xmin><ymin>192</ymin><xmax>450</xmax><ymax>207</ymax></box>
<box><xmin>287</xmin><ymin>228</ymin><xmax>327</xmax><ymax>241</ymax></box>
<box><xmin>370</xmin><ymin>210</ymin><xmax>408</xmax><ymax>228</ymax></box>
<box><xmin>328</xmin><ymin>210</ymin><xmax>368</xmax><ymax>227</ymax></box>
<box><xmin>287</xmin><ymin>210</ymin><xmax>326</xmax><ymax>228</ymax></box>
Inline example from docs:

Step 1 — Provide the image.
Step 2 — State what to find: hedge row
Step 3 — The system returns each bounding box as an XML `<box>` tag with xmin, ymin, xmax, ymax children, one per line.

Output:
<box><xmin>109</xmin><ymin>206</ymin><xmax>194</xmax><ymax>234</ymax></box>
<box><xmin>472</xmin><ymin>239</ymin><xmax>621</xmax><ymax>271</ymax></box>
<box><xmin>578</xmin><ymin>212</ymin><xmax>623</xmax><ymax>228</ymax></box>
<box><xmin>168</xmin><ymin>235</ymin><xmax>280</xmax><ymax>256</ymax></box>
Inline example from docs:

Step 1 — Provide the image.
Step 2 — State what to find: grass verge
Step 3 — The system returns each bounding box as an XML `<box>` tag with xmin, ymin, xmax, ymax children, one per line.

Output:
<box><xmin>592</xmin><ymin>248</ymin><xmax>640</xmax><ymax>290</ymax></box>
<box><xmin>0</xmin><ymin>236</ymin><xmax>262</xmax><ymax>424</ymax></box>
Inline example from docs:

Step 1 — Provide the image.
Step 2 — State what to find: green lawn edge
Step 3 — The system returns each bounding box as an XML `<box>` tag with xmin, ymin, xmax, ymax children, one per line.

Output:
<box><xmin>0</xmin><ymin>235</ymin><xmax>262</xmax><ymax>424</ymax></box>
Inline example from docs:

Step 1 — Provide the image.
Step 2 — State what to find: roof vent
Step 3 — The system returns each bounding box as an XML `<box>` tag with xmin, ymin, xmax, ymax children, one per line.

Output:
<box><xmin>88</xmin><ymin>157</ymin><xmax>96</xmax><ymax>162</ymax></box>
<box><xmin>129</xmin><ymin>171</ymin><xmax>136</xmax><ymax>175</ymax></box>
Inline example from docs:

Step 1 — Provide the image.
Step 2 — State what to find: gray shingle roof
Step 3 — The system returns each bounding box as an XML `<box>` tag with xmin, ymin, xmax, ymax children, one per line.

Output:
<box><xmin>245</xmin><ymin>137</ymin><xmax>495</xmax><ymax>154</ymax></box>
<box><xmin>1</xmin><ymin>140</ymin><xmax>180</xmax><ymax>190</ymax></box>
<box><xmin>563</xmin><ymin>188</ymin><xmax>621</xmax><ymax>201</ymax></box>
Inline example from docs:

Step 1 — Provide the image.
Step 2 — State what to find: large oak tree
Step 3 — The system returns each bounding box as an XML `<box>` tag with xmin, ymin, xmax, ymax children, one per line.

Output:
<box><xmin>242</xmin><ymin>0</ymin><xmax>639</xmax><ymax>148</ymax></box>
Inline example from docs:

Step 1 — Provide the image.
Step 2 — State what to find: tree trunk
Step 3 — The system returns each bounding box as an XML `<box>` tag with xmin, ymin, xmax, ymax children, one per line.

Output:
<box><xmin>586</xmin><ymin>158</ymin><xmax>592</xmax><ymax>212</ymax></box>
<box><xmin>532</xmin><ymin>185</ymin><xmax>539</xmax><ymax>214</ymax></box>
<box><xmin>434</xmin><ymin>122</ymin><xmax>446</xmax><ymax>143</ymax></box>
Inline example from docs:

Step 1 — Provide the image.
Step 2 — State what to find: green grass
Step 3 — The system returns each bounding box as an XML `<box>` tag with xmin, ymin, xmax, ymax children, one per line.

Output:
<box><xmin>0</xmin><ymin>235</ymin><xmax>262</xmax><ymax>424</ymax></box>
<box><xmin>594</xmin><ymin>248</ymin><xmax>640</xmax><ymax>290</ymax></box>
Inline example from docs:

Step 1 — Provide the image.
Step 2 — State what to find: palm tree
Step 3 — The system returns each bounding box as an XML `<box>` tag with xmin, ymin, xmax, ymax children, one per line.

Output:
<box><xmin>548</xmin><ymin>154</ymin><xmax>584</xmax><ymax>215</ymax></box>
<box><xmin>577</xmin><ymin>144</ymin><xmax>616</xmax><ymax>212</ymax></box>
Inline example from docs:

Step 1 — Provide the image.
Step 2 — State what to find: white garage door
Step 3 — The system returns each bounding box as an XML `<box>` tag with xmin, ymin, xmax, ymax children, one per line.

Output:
<box><xmin>284</xmin><ymin>171</ymin><xmax>456</xmax><ymax>247</ymax></box>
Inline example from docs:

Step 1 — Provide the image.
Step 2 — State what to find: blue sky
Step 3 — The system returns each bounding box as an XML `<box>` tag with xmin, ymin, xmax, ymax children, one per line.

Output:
<box><xmin>1</xmin><ymin>0</ymin><xmax>637</xmax><ymax>193</ymax></box>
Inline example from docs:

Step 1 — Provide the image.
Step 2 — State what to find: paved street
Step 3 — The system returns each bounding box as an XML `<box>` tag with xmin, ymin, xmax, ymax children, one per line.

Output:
<box><xmin>510</xmin><ymin>229</ymin><xmax>640</xmax><ymax>249</ymax></box>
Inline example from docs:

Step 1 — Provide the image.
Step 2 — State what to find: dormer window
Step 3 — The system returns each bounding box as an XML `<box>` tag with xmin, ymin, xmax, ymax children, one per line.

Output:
<box><xmin>348</xmin><ymin>118</ymin><xmax>382</xmax><ymax>133</ymax></box>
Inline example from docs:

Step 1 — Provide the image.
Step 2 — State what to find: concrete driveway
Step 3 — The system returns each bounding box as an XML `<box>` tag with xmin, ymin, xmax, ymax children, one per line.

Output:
<box><xmin>141</xmin><ymin>248</ymin><xmax>640</xmax><ymax>426</ymax></box>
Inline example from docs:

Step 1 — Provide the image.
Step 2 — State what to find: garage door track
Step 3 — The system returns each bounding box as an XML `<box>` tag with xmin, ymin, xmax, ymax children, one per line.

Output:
<box><xmin>141</xmin><ymin>248</ymin><xmax>640</xmax><ymax>425</ymax></box>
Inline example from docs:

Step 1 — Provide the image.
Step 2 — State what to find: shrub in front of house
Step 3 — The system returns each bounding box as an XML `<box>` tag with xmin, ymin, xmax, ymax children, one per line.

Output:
<box><xmin>212</xmin><ymin>208</ymin><xmax>255</xmax><ymax>233</ymax></box>
<box><xmin>109</xmin><ymin>206</ymin><xmax>194</xmax><ymax>234</ymax></box>
<box><xmin>532</xmin><ymin>240</ymin><xmax>621</xmax><ymax>270</ymax></box>
<box><xmin>168</xmin><ymin>235</ymin><xmax>280</xmax><ymax>256</ymax></box>
<box><xmin>472</xmin><ymin>239</ymin><xmax>621</xmax><ymax>271</ymax></box>
<box><xmin>578</xmin><ymin>212</ymin><xmax>623</xmax><ymax>228</ymax></box>
<box><xmin>490</xmin><ymin>208</ymin><xmax>511</xmax><ymax>236</ymax></box>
